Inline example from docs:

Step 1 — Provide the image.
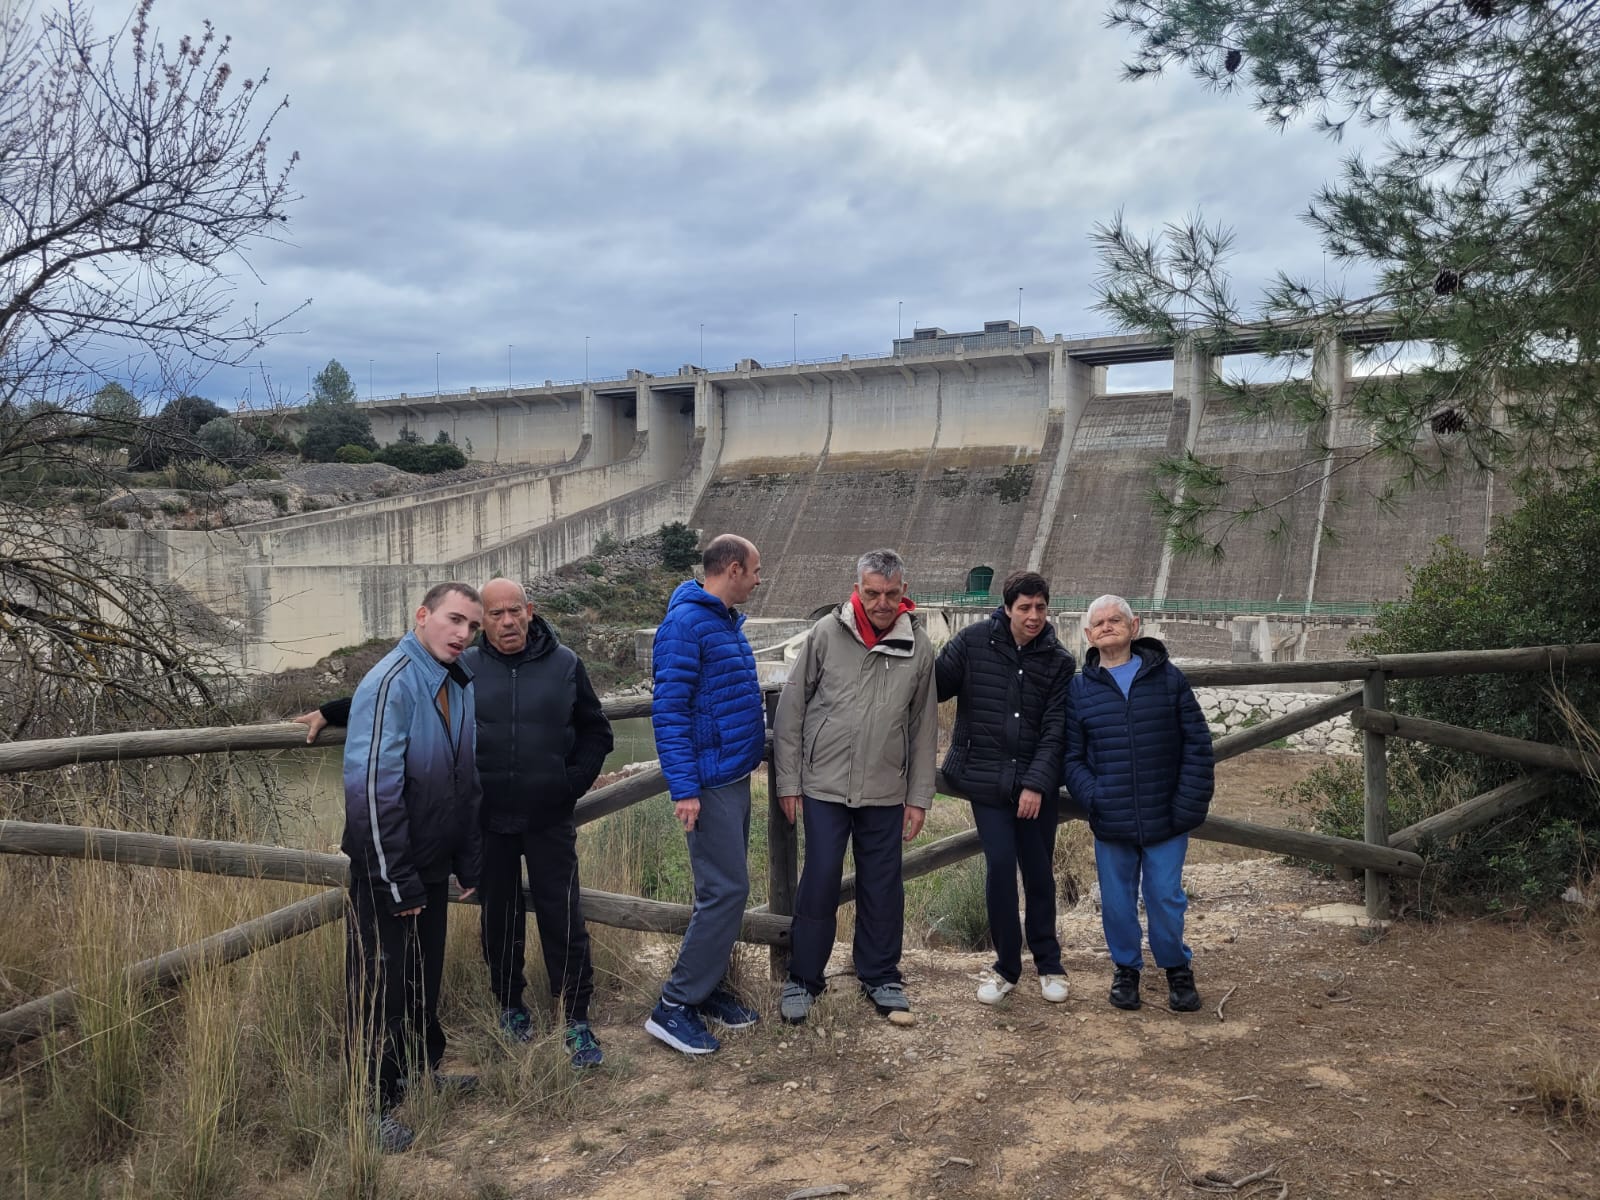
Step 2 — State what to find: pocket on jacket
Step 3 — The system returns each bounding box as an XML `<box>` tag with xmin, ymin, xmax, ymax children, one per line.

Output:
<box><xmin>805</xmin><ymin>717</ymin><xmax>830</xmax><ymax>766</ymax></box>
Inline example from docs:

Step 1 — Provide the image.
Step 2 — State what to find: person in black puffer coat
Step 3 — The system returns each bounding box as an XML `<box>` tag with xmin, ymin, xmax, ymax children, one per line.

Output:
<box><xmin>1063</xmin><ymin>595</ymin><xmax>1214</xmax><ymax>1015</ymax></box>
<box><xmin>936</xmin><ymin>570</ymin><xmax>1075</xmax><ymax>1006</ymax></box>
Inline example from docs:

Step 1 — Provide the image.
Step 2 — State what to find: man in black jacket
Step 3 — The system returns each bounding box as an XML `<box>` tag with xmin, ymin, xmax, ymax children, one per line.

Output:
<box><xmin>298</xmin><ymin>577</ymin><xmax>614</xmax><ymax>1067</ymax></box>
<box><xmin>935</xmin><ymin>570</ymin><xmax>1075</xmax><ymax>1006</ymax></box>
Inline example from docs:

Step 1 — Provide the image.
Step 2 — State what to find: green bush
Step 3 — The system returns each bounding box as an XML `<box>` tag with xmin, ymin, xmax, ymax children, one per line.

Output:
<box><xmin>334</xmin><ymin>444</ymin><xmax>373</xmax><ymax>463</ymax></box>
<box><xmin>196</xmin><ymin>416</ymin><xmax>260</xmax><ymax>465</ymax></box>
<box><xmin>1303</xmin><ymin>470</ymin><xmax>1600</xmax><ymax>910</ymax></box>
<box><xmin>659</xmin><ymin>520</ymin><xmax>699</xmax><ymax>571</ymax></box>
<box><xmin>593</xmin><ymin>529</ymin><xmax>620</xmax><ymax>556</ymax></box>
<box><xmin>374</xmin><ymin>441</ymin><xmax>465</xmax><ymax>474</ymax></box>
<box><xmin>909</xmin><ymin>859</ymin><xmax>992</xmax><ymax>951</ymax></box>
<box><xmin>299</xmin><ymin>402</ymin><xmax>376</xmax><ymax>462</ymax></box>
<box><xmin>238</xmin><ymin>418</ymin><xmax>297</xmax><ymax>455</ymax></box>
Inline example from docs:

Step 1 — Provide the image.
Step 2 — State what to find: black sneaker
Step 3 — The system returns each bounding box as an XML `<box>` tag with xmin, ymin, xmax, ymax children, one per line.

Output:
<box><xmin>1109</xmin><ymin>966</ymin><xmax>1141</xmax><ymax>1011</ymax></box>
<box><xmin>1166</xmin><ymin>965</ymin><xmax>1201</xmax><ymax>1012</ymax></box>
<box><xmin>370</xmin><ymin>1112</ymin><xmax>415</xmax><ymax>1154</ymax></box>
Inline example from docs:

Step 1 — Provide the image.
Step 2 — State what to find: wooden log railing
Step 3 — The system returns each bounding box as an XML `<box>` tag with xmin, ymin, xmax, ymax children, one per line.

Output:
<box><xmin>1</xmin><ymin>641</ymin><xmax>1597</xmax><ymax>1040</ymax></box>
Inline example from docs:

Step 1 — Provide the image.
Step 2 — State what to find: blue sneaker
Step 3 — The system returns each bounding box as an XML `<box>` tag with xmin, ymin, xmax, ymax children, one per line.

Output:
<box><xmin>698</xmin><ymin>986</ymin><xmax>759</xmax><ymax>1030</ymax></box>
<box><xmin>565</xmin><ymin>1019</ymin><xmax>604</xmax><ymax>1069</ymax></box>
<box><xmin>644</xmin><ymin>999</ymin><xmax>720</xmax><ymax>1055</ymax></box>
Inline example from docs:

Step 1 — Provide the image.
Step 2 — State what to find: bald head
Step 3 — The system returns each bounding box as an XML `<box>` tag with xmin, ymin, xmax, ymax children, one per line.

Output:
<box><xmin>481</xmin><ymin>577</ymin><xmax>534</xmax><ymax>654</ymax></box>
<box><xmin>701</xmin><ymin>534</ymin><xmax>762</xmax><ymax>608</ymax></box>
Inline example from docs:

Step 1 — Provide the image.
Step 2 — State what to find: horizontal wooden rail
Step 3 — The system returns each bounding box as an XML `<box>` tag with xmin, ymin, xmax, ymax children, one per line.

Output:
<box><xmin>1348</xmin><ymin>708</ymin><xmax>1600</xmax><ymax>776</ymax></box>
<box><xmin>0</xmin><ymin>821</ymin><xmax>790</xmax><ymax>948</ymax></box>
<box><xmin>0</xmin><ymin>820</ymin><xmax>349</xmax><ymax>887</ymax></box>
<box><xmin>1184</xmin><ymin>642</ymin><xmax>1600</xmax><ymax>687</ymax></box>
<box><xmin>1212</xmin><ymin>689</ymin><xmax>1362</xmax><ymax>761</ymax></box>
<box><xmin>0</xmin><ymin>684</ymin><xmax>782</xmax><ymax>776</ymax></box>
<box><xmin>1196</xmin><ymin>813</ymin><xmax>1422</xmax><ymax>877</ymax></box>
<box><xmin>1389</xmin><ymin>772</ymin><xmax>1562</xmax><ymax>852</ymax></box>
<box><xmin>0</xmin><ymin>889</ymin><xmax>345</xmax><ymax>1046</ymax></box>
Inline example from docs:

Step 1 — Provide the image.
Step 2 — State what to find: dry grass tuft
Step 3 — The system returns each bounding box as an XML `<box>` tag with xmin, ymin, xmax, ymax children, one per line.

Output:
<box><xmin>1527</xmin><ymin>1036</ymin><xmax>1600</xmax><ymax>1127</ymax></box>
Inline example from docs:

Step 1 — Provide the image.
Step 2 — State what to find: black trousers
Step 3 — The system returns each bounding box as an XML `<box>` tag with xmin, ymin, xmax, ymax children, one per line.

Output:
<box><xmin>972</xmin><ymin>800</ymin><xmax>1064</xmax><ymax>983</ymax></box>
<box><xmin>788</xmin><ymin>799</ymin><xmax>904</xmax><ymax>994</ymax></box>
<box><xmin>478</xmin><ymin>822</ymin><xmax>594</xmax><ymax>1023</ymax></box>
<box><xmin>346</xmin><ymin>877</ymin><xmax>448</xmax><ymax>1112</ymax></box>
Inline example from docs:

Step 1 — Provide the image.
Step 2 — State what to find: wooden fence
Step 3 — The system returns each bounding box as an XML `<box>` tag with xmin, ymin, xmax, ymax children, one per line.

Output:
<box><xmin>1</xmin><ymin>642</ymin><xmax>1597</xmax><ymax>1045</ymax></box>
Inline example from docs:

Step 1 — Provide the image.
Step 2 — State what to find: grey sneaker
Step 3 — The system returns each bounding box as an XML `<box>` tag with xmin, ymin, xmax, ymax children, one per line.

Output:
<box><xmin>370</xmin><ymin>1112</ymin><xmax>415</xmax><ymax>1154</ymax></box>
<box><xmin>780</xmin><ymin>981</ymin><xmax>815</xmax><ymax>1025</ymax></box>
<box><xmin>861</xmin><ymin>980</ymin><xmax>911</xmax><ymax>1019</ymax></box>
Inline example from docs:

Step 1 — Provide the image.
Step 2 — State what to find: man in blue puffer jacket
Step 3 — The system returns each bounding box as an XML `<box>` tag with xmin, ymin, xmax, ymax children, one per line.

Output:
<box><xmin>644</xmin><ymin>533</ymin><xmax>767</xmax><ymax>1055</ymax></box>
<box><xmin>1063</xmin><ymin>594</ymin><xmax>1213</xmax><ymax>1014</ymax></box>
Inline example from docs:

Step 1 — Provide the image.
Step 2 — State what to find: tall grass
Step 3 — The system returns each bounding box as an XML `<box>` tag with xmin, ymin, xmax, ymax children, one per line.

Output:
<box><xmin>1</xmin><ymin>752</ymin><xmax>1068</xmax><ymax>1195</ymax></box>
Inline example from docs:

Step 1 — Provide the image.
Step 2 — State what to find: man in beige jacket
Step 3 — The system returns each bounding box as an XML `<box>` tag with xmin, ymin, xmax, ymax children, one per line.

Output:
<box><xmin>774</xmin><ymin>548</ymin><xmax>938</xmax><ymax>1024</ymax></box>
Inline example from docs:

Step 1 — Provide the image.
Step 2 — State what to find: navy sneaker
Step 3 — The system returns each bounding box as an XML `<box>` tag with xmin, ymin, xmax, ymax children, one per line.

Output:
<box><xmin>565</xmin><ymin>1019</ymin><xmax>604</xmax><ymax>1069</ymax></box>
<box><xmin>499</xmin><ymin>1006</ymin><xmax>534</xmax><ymax>1043</ymax></box>
<box><xmin>644</xmin><ymin>999</ymin><xmax>720</xmax><ymax>1055</ymax></box>
<box><xmin>698</xmin><ymin>986</ymin><xmax>760</xmax><ymax>1030</ymax></box>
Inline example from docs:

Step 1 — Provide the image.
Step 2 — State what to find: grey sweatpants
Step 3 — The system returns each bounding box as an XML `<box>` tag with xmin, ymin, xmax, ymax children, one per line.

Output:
<box><xmin>662</xmin><ymin>776</ymin><xmax>752</xmax><ymax>1007</ymax></box>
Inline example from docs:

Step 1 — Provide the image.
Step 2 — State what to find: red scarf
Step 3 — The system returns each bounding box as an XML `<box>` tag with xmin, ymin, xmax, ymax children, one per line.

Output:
<box><xmin>850</xmin><ymin>592</ymin><xmax>916</xmax><ymax>649</ymax></box>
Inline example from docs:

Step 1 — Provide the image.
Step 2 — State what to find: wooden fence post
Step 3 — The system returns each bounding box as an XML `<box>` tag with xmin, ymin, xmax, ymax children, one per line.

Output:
<box><xmin>765</xmin><ymin>690</ymin><xmax>796</xmax><ymax>980</ymax></box>
<box><xmin>1363</xmin><ymin>669</ymin><xmax>1391</xmax><ymax>920</ymax></box>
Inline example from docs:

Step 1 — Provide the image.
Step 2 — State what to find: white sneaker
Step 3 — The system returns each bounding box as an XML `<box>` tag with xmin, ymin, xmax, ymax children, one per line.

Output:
<box><xmin>976</xmin><ymin>973</ymin><xmax>1016</xmax><ymax>1005</ymax></box>
<box><xmin>1040</xmin><ymin>974</ymin><xmax>1070</xmax><ymax>1003</ymax></box>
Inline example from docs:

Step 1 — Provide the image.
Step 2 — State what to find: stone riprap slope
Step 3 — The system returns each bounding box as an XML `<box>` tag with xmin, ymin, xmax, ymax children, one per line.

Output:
<box><xmin>1197</xmin><ymin>686</ymin><xmax>1358</xmax><ymax>755</ymax></box>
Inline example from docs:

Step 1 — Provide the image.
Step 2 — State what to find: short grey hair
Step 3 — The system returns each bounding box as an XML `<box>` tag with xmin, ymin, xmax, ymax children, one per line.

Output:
<box><xmin>1084</xmin><ymin>594</ymin><xmax>1135</xmax><ymax>627</ymax></box>
<box><xmin>856</xmin><ymin>548</ymin><xmax>906</xmax><ymax>584</ymax></box>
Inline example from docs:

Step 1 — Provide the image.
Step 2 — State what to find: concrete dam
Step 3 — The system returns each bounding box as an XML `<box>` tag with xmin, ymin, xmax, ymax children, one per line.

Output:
<box><xmin>111</xmin><ymin>320</ymin><xmax>1505</xmax><ymax>672</ymax></box>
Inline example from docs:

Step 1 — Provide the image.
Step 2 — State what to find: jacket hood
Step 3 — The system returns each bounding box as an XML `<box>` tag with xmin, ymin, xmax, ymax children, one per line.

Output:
<box><xmin>986</xmin><ymin>605</ymin><xmax>1061</xmax><ymax>653</ymax></box>
<box><xmin>667</xmin><ymin>579</ymin><xmax>746</xmax><ymax>625</ymax></box>
<box><xmin>476</xmin><ymin>613</ymin><xmax>558</xmax><ymax>666</ymax></box>
<box><xmin>1082</xmin><ymin>634</ymin><xmax>1169</xmax><ymax>677</ymax></box>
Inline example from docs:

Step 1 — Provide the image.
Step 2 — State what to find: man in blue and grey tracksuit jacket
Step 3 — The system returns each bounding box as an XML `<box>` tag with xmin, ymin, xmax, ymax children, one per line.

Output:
<box><xmin>342</xmin><ymin>582</ymin><xmax>485</xmax><ymax>1151</ymax></box>
<box><xmin>643</xmin><ymin>534</ymin><xmax>767</xmax><ymax>1055</ymax></box>
<box><xmin>1063</xmin><ymin>594</ymin><xmax>1213</xmax><ymax>1016</ymax></box>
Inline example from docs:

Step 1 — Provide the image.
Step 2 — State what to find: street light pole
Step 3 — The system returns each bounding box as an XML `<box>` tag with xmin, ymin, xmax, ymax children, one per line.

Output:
<box><xmin>434</xmin><ymin>351</ymin><xmax>440</xmax><ymax>397</ymax></box>
<box><xmin>898</xmin><ymin>300</ymin><xmax>902</xmax><ymax>342</ymax></box>
<box><xmin>368</xmin><ymin>358</ymin><xmax>373</xmax><ymax>401</ymax></box>
<box><xmin>584</xmin><ymin>335</ymin><xmax>590</xmax><ymax>382</ymax></box>
<box><xmin>792</xmin><ymin>313</ymin><xmax>797</xmax><ymax>364</ymax></box>
<box><xmin>507</xmin><ymin>344</ymin><xmax>513</xmax><ymax>393</ymax></box>
<box><xmin>699</xmin><ymin>322</ymin><xmax>704</xmax><ymax>366</ymax></box>
<box><xmin>1018</xmin><ymin>287</ymin><xmax>1024</xmax><ymax>337</ymax></box>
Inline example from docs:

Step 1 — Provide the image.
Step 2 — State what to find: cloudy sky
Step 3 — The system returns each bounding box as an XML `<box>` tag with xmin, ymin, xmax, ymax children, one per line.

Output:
<box><xmin>131</xmin><ymin>0</ymin><xmax>1360</xmax><ymax>404</ymax></box>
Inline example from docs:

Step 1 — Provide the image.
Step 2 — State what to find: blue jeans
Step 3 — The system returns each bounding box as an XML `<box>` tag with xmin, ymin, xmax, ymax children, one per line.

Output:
<box><xmin>1093</xmin><ymin>833</ymin><xmax>1191</xmax><ymax>971</ymax></box>
<box><xmin>972</xmin><ymin>800</ymin><xmax>1063</xmax><ymax>983</ymax></box>
<box><xmin>788</xmin><ymin>798</ymin><xmax>904</xmax><ymax>994</ymax></box>
<box><xmin>662</xmin><ymin>777</ymin><xmax>751</xmax><ymax>1008</ymax></box>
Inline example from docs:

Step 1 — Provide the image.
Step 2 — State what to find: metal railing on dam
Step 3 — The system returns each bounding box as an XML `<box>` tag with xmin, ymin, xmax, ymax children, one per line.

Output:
<box><xmin>914</xmin><ymin>592</ymin><xmax>1381</xmax><ymax>618</ymax></box>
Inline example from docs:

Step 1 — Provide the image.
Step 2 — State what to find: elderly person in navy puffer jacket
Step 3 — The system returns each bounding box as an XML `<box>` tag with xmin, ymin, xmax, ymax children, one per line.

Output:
<box><xmin>1064</xmin><ymin>595</ymin><xmax>1214</xmax><ymax>1014</ymax></box>
<box><xmin>644</xmin><ymin>533</ymin><xmax>768</xmax><ymax>1056</ymax></box>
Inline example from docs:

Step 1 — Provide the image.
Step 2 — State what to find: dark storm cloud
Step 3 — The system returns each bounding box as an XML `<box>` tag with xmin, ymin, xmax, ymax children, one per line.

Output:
<box><xmin>137</xmin><ymin>0</ymin><xmax>1367</xmax><ymax>405</ymax></box>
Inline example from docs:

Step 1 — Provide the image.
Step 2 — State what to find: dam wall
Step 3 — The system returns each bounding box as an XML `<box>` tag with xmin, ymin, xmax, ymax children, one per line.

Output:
<box><xmin>112</xmin><ymin>321</ymin><xmax>1504</xmax><ymax>673</ymax></box>
<box><xmin>111</xmin><ymin>379</ymin><xmax>716</xmax><ymax>671</ymax></box>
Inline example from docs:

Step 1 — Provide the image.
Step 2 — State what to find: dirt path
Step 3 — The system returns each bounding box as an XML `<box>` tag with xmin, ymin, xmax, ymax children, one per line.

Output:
<box><xmin>377</xmin><ymin>754</ymin><xmax>1600</xmax><ymax>1199</ymax></box>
